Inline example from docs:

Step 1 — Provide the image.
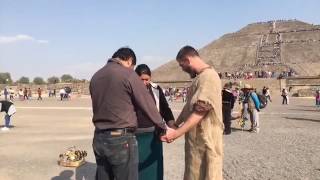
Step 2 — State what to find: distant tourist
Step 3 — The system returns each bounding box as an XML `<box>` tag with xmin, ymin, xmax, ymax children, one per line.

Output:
<box><xmin>59</xmin><ymin>88</ymin><xmax>66</xmax><ymax>101</ymax></box>
<box><xmin>263</xmin><ymin>87</ymin><xmax>272</xmax><ymax>103</ymax></box>
<box><xmin>23</xmin><ymin>88</ymin><xmax>28</xmax><ymax>100</ymax></box>
<box><xmin>182</xmin><ymin>88</ymin><xmax>187</xmax><ymax>102</ymax></box>
<box><xmin>37</xmin><ymin>88</ymin><xmax>42</xmax><ymax>100</ymax></box>
<box><xmin>315</xmin><ymin>90</ymin><xmax>320</xmax><ymax>109</ymax></box>
<box><xmin>0</xmin><ymin>100</ymin><xmax>16</xmax><ymax>131</ymax></box>
<box><xmin>9</xmin><ymin>88</ymin><xmax>15</xmax><ymax>101</ymax></box>
<box><xmin>18</xmin><ymin>89</ymin><xmax>23</xmax><ymax>100</ymax></box>
<box><xmin>222</xmin><ymin>83</ymin><xmax>235</xmax><ymax>135</ymax></box>
<box><xmin>64</xmin><ymin>87</ymin><xmax>72</xmax><ymax>100</ymax></box>
<box><xmin>28</xmin><ymin>88</ymin><xmax>32</xmax><ymax>99</ymax></box>
<box><xmin>241</xmin><ymin>84</ymin><xmax>260</xmax><ymax>133</ymax></box>
<box><xmin>53</xmin><ymin>89</ymin><xmax>56</xmax><ymax>97</ymax></box>
<box><xmin>282</xmin><ymin>88</ymin><xmax>289</xmax><ymax>105</ymax></box>
<box><xmin>3</xmin><ymin>87</ymin><xmax>9</xmax><ymax>101</ymax></box>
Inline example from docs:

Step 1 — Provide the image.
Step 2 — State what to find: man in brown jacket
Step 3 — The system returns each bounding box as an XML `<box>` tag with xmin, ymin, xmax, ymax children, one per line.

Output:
<box><xmin>162</xmin><ymin>46</ymin><xmax>223</xmax><ymax>180</ymax></box>
<box><xmin>90</xmin><ymin>47</ymin><xmax>173</xmax><ymax>180</ymax></box>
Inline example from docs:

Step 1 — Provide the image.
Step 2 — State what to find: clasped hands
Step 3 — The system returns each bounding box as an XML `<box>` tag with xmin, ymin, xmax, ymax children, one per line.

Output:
<box><xmin>160</xmin><ymin>121</ymin><xmax>179</xmax><ymax>143</ymax></box>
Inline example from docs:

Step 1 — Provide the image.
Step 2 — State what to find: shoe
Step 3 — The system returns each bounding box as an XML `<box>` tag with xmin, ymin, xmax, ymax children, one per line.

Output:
<box><xmin>1</xmin><ymin>127</ymin><xmax>10</xmax><ymax>131</ymax></box>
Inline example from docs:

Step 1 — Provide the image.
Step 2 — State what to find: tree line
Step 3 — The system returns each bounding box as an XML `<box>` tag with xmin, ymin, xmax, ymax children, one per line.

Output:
<box><xmin>0</xmin><ymin>72</ymin><xmax>87</xmax><ymax>85</ymax></box>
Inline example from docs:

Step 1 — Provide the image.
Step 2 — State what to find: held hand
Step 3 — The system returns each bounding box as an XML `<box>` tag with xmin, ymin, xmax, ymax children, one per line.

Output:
<box><xmin>160</xmin><ymin>135</ymin><xmax>168</xmax><ymax>142</ymax></box>
<box><xmin>165</xmin><ymin>127</ymin><xmax>178</xmax><ymax>142</ymax></box>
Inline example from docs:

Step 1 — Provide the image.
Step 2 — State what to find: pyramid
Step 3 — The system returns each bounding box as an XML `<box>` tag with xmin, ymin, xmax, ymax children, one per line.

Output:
<box><xmin>152</xmin><ymin>20</ymin><xmax>320</xmax><ymax>81</ymax></box>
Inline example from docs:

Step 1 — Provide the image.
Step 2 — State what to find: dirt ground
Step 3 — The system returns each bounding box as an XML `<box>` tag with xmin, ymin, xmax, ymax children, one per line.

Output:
<box><xmin>0</xmin><ymin>95</ymin><xmax>319</xmax><ymax>180</ymax></box>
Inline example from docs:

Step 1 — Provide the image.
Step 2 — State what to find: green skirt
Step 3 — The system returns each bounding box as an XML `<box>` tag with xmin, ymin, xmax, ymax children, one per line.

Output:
<box><xmin>136</xmin><ymin>131</ymin><xmax>163</xmax><ymax>180</ymax></box>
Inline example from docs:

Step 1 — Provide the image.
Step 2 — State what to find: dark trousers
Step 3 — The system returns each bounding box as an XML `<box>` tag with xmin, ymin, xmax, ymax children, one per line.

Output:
<box><xmin>282</xmin><ymin>96</ymin><xmax>288</xmax><ymax>104</ymax></box>
<box><xmin>93</xmin><ymin>131</ymin><xmax>138</xmax><ymax>180</ymax></box>
<box><xmin>222</xmin><ymin>103</ymin><xmax>232</xmax><ymax>134</ymax></box>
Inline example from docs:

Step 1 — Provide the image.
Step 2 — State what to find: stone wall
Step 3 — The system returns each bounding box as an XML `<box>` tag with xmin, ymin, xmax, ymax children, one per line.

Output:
<box><xmin>286</xmin><ymin>76</ymin><xmax>320</xmax><ymax>96</ymax></box>
<box><xmin>0</xmin><ymin>82</ymin><xmax>90</xmax><ymax>96</ymax></box>
<box><xmin>2</xmin><ymin>76</ymin><xmax>318</xmax><ymax>97</ymax></box>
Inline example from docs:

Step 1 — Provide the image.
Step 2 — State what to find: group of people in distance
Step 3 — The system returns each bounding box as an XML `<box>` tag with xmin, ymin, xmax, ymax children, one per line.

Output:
<box><xmin>222</xmin><ymin>83</ymin><xmax>263</xmax><ymax>135</ymax></box>
<box><xmin>90</xmin><ymin>46</ymin><xmax>223</xmax><ymax>180</ymax></box>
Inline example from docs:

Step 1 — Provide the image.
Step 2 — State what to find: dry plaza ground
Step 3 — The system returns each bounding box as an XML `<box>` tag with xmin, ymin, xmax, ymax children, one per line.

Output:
<box><xmin>0</xmin><ymin>95</ymin><xmax>319</xmax><ymax>180</ymax></box>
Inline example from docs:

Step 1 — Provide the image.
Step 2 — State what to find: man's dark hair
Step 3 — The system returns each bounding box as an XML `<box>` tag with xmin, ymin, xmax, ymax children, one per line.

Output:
<box><xmin>112</xmin><ymin>47</ymin><xmax>136</xmax><ymax>65</ymax></box>
<box><xmin>135</xmin><ymin>64</ymin><xmax>151</xmax><ymax>76</ymax></box>
<box><xmin>176</xmin><ymin>45</ymin><xmax>199</xmax><ymax>61</ymax></box>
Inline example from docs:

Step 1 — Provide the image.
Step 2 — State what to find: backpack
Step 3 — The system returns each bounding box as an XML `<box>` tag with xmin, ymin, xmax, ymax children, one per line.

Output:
<box><xmin>250</xmin><ymin>92</ymin><xmax>261</xmax><ymax>110</ymax></box>
<box><xmin>257</xmin><ymin>93</ymin><xmax>267</xmax><ymax>109</ymax></box>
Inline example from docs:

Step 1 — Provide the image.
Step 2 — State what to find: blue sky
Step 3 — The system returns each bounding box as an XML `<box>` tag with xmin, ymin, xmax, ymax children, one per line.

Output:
<box><xmin>0</xmin><ymin>0</ymin><xmax>319</xmax><ymax>81</ymax></box>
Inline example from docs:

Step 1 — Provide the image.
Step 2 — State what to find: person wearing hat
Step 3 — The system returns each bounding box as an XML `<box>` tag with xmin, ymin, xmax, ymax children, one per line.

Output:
<box><xmin>222</xmin><ymin>83</ymin><xmax>235</xmax><ymax>135</ymax></box>
<box><xmin>241</xmin><ymin>84</ymin><xmax>260</xmax><ymax>133</ymax></box>
<box><xmin>0</xmin><ymin>100</ymin><xmax>16</xmax><ymax>131</ymax></box>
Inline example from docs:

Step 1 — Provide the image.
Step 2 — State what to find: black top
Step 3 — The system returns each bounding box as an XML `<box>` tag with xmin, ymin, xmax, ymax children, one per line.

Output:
<box><xmin>90</xmin><ymin>59</ymin><xmax>166</xmax><ymax>130</ymax></box>
<box><xmin>0</xmin><ymin>100</ymin><xmax>13</xmax><ymax>113</ymax></box>
<box><xmin>222</xmin><ymin>89</ymin><xmax>235</xmax><ymax>109</ymax></box>
<box><xmin>136</xmin><ymin>85</ymin><xmax>174</xmax><ymax>128</ymax></box>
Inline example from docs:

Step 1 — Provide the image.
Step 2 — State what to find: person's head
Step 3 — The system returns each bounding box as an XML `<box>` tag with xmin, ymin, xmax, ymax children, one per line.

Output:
<box><xmin>176</xmin><ymin>45</ymin><xmax>201</xmax><ymax>78</ymax></box>
<box><xmin>241</xmin><ymin>84</ymin><xmax>253</xmax><ymax>94</ymax></box>
<box><xmin>223</xmin><ymin>82</ymin><xmax>232</xmax><ymax>90</ymax></box>
<box><xmin>112</xmin><ymin>47</ymin><xmax>136</xmax><ymax>69</ymax></box>
<box><xmin>135</xmin><ymin>64</ymin><xmax>151</xmax><ymax>86</ymax></box>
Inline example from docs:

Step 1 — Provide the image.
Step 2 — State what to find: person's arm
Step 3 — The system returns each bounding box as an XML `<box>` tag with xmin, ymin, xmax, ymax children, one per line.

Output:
<box><xmin>129</xmin><ymin>74</ymin><xmax>166</xmax><ymax>130</ymax></box>
<box><xmin>175</xmin><ymin>104</ymin><xmax>188</xmax><ymax>126</ymax></box>
<box><xmin>163</xmin><ymin>100</ymin><xmax>211</xmax><ymax>141</ymax></box>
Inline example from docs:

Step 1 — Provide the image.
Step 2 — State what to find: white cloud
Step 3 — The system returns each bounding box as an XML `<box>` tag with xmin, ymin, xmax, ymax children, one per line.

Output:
<box><xmin>0</xmin><ymin>34</ymin><xmax>49</xmax><ymax>44</ymax></box>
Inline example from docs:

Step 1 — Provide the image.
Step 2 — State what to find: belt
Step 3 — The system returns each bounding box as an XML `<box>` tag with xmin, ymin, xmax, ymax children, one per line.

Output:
<box><xmin>95</xmin><ymin>128</ymin><xmax>136</xmax><ymax>136</ymax></box>
<box><xmin>135</xmin><ymin>126</ymin><xmax>155</xmax><ymax>134</ymax></box>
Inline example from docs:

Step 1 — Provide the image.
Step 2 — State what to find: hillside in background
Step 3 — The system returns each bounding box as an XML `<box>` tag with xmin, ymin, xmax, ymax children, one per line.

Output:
<box><xmin>152</xmin><ymin>20</ymin><xmax>320</xmax><ymax>81</ymax></box>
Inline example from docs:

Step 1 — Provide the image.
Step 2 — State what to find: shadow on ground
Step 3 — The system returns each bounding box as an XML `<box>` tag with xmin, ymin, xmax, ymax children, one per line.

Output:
<box><xmin>51</xmin><ymin>161</ymin><xmax>96</xmax><ymax>180</ymax></box>
<box><xmin>0</xmin><ymin>125</ymin><xmax>16</xmax><ymax>128</ymax></box>
<box><xmin>231</xmin><ymin>127</ymin><xmax>250</xmax><ymax>132</ymax></box>
<box><xmin>284</xmin><ymin>117</ymin><xmax>320</xmax><ymax>123</ymax></box>
<box><xmin>289</xmin><ymin>108</ymin><xmax>320</xmax><ymax>112</ymax></box>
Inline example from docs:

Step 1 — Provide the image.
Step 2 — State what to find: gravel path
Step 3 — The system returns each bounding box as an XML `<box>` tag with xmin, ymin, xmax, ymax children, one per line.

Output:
<box><xmin>164</xmin><ymin>97</ymin><xmax>320</xmax><ymax>180</ymax></box>
<box><xmin>0</xmin><ymin>97</ymin><xmax>319</xmax><ymax>179</ymax></box>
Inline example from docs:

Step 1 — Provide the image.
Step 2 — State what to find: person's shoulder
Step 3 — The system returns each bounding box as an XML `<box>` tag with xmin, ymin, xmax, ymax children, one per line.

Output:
<box><xmin>127</xmin><ymin>69</ymin><xmax>142</xmax><ymax>85</ymax></box>
<box><xmin>199</xmin><ymin>68</ymin><xmax>220</xmax><ymax>83</ymax></box>
<box><xmin>204</xmin><ymin>68</ymin><xmax>220</xmax><ymax>77</ymax></box>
